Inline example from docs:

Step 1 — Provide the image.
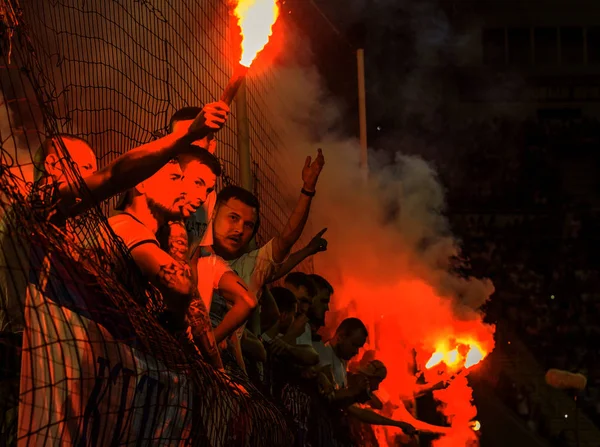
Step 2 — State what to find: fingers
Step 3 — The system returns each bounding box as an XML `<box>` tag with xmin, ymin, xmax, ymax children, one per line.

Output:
<box><xmin>315</xmin><ymin>148</ymin><xmax>325</xmax><ymax>165</ymax></box>
<box><xmin>304</xmin><ymin>156</ymin><xmax>311</xmax><ymax>169</ymax></box>
<box><xmin>316</xmin><ymin>227</ymin><xmax>328</xmax><ymax>237</ymax></box>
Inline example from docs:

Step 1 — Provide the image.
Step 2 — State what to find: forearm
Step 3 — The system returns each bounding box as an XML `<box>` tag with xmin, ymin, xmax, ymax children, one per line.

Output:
<box><xmin>188</xmin><ymin>297</ymin><xmax>223</xmax><ymax>369</ymax></box>
<box><xmin>272</xmin><ymin>194</ymin><xmax>312</xmax><ymax>262</ymax></box>
<box><xmin>241</xmin><ymin>332</ymin><xmax>267</xmax><ymax>362</ymax></box>
<box><xmin>259</xmin><ymin>287</ymin><xmax>280</xmax><ymax>333</ymax></box>
<box><xmin>213</xmin><ymin>302</ymin><xmax>253</xmax><ymax>343</ymax></box>
<box><xmin>288</xmin><ymin>345</ymin><xmax>320</xmax><ymax>366</ymax></box>
<box><xmin>191</xmin><ymin>318</ymin><xmax>223</xmax><ymax>370</ymax></box>
<box><xmin>347</xmin><ymin>406</ymin><xmax>401</xmax><ymax>427</ymax></box>
<box><xmin>269</xmin><ymin>246</ymin><xmax>313</xmax><ymax>282</ymax></box>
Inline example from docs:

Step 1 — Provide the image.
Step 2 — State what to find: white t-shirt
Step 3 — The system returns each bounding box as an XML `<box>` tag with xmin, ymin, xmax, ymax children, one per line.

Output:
<box><xmin>209</xmin><ymin>240</ymin><xmax>277</xmax><ymax>338</ymax></box>
<box><xmin>189</xmin><ymin>252</ymin><xmax>232</xmax><ymax>330</ymax></box>
<box><xmin>315</xmin><ymin>342</ymin><xmax>347</xmax><ymax>389</ymax></box>
<box><xmin>296</xmin><ymin>323</ymin><xmax>312</xmax><ymax>346</ymax></box>
<box><xmin>108</xmin><ymin>213</ymin><xmax>160</xmax><ymax>251</ymax></box>
<box><xmin>228</xmin><ymin>239</ymin><xmax>276</xmax><ymax>299</ymax></box>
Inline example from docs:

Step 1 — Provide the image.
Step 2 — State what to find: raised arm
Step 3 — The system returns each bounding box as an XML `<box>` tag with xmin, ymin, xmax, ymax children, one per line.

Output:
<box><xmin>60</xmin><ymin>102</ymin><xmax>229</xmax><ymax>217</ymax></box>
<box><xmin>270</xmin><ymin>228</ymin><xmax>328</xmax><ymax>282</ymax></box>
<box><xmin>271</xmin><ymin>149</ymin><xmax>325</xmax><ymax>263</ymax></box>
<box><xmin>212</xmin><ymin>271</ymin><xmax>258</xmax><ymax>343</ymax></box>
<box><xmin>347</xmin><ymin>406</ymin><xmax>416</xmax><ymax>434</ymax></box>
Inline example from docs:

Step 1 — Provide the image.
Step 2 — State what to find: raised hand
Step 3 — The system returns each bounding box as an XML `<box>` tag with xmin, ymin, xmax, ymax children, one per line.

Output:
<box><xmin>306</xmin><ymin>228</ymin><xmax>328</xmax><ymax>254</ymax></box>
<box><xmin>187</xmin><ymin>101</ymin><xmax>230</xmax><ymax>137</ymax></box>
<box><xmin>302</xmin><ymin>148</ymin><xmax>325</xmax><ymax>192</ymax></box>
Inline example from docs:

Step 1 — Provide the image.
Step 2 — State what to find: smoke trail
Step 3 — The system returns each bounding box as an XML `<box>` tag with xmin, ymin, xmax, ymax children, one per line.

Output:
<box><xmin>266</xmin><ymin>21</ymin><xmax>495</xmax><ymax>446</ymax></box>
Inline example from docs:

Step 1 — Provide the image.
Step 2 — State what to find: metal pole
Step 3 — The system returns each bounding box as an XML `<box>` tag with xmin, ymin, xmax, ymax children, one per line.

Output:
<box><xmin>357</xmin><ymin>48</ymin><xmax>368</xmax><ymax>177</ymax></box>
<box><xmin>236</xmin><ymin>76</ymin><xmax>252</xmax><ymax>192</ymax></box>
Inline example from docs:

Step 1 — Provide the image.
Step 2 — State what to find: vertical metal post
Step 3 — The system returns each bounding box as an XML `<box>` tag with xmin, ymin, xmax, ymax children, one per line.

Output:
<box><xmin>357</xmin><ymin>48</ymin><xmax>368</xmax><ymax>178</ymax></box>
<box><xmin>236</xmin><ymin>76</ymin><xmax>252</xmax><ymax>192</ymax></box>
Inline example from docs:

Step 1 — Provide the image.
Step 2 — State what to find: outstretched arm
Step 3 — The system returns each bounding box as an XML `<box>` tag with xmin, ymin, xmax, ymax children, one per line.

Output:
<box><xmin>270</xmin><ymin>228</ymin><xmax>328</xmax><ymax>282</ymax></box>
<box><xmin>271</xmin><ymin>149</ymin><xmax>325</xmax><ymax>263</ymax></box>
<box><xmin>59</xmin><ymin>102</ymin><xmax>229</xmax><ymax>217</ymax></box>
<box><xmin>347</xmin><ymin>406</ymin><xmax>416</xmax><ymax>434</ymax></box>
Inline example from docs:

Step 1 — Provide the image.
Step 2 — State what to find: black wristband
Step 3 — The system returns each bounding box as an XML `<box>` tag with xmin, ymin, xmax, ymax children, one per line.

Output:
<box><xmin>301</xmin><ymin>188</ymin><xmax>316</xmax><ymax>197</ymax></box>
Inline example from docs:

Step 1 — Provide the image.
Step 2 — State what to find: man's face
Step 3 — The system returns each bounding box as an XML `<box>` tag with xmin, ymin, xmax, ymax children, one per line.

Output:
<box><xmin>212</xmin><ymin>198</ymin><xmax>258</xmax><ymax>259</ymax></box>
<box><xmin>285</xmin><ymin>283</ymin><xmax>313</xmax><ymax>315</ymax></box>
<box><xmin>310</xmin><ymin>288</ymin><xmax>331</xmax><ymax>324</ymax></box>
<box><xmin>180</xmin><ymin>160</ymin><xmax>216</xmax><ymax>218</ymax></box>
<box><xmin>51</xmin><ymin>138</ymin><xmax>98</xmax><ymax>183</ymax></box>
<box><xmin>337</xmin><ymin>329</ymin><xmax>367</xmax><ymax>361</ymax></box>
<box><xmin>141</xmin><ymin>162</ymin><xmax>186</xmax><ymax>220</ymax></box>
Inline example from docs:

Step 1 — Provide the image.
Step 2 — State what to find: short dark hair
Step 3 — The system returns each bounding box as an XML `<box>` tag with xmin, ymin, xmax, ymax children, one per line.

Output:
<box><xmin>336</xmin><ymin>318</ymin><xmax>368</xmax><ymax>338</ymax></box>
<box><xmin>270</xmin><ymin>287</ymin><xmax>297</xmax><ymax>313</ymax></box>
<box><xmin>33</xmin><ymin>134</ymin><xmax>91</xmax><ymax>182</ymax></box>
<box><xmin>284</xmin><ymin>272</ymin><xmax>317</xmax><ymax>297</ymax></box>
<box><xmin>169</xmin><ymin>107</ymin><xmax>203</xmax><ymax>132</ymax></box>
<box><xmin>308</xmin><ymin>274</ymin><xmax>334</xmax><ymax>294</ymax></box>
<box><xmin>217</xmin><ymin>185</ymin><xmax>260</xmax><ymax>237</ymax></box>
<box><xmin>179</xmin><ymin>150</ymin><xmax>222</xmax><ymax>177</ymax></box>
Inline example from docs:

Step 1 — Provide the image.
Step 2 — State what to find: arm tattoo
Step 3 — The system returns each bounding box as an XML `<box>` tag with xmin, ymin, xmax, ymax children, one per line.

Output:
<box><xmin>189</xmin><ymin>294</ymin><xmax>223</xmax><ymax>369</ymax></box>
<box><xmin>165</xmin><ymin>221</ymin><xmax>189</xmax><ymax>263</ymax></box>
<box><xmin>156</xmin><ymin>262</ymin><xmax>192</xmax><ymax>293</ymax></box>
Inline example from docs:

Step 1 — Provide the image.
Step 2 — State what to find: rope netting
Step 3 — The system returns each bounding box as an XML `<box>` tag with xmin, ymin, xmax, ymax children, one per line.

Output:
<box><xmin>0</xmin><ymin>0</ymin><xmax>319</xmax><ymax>444</ymax></box>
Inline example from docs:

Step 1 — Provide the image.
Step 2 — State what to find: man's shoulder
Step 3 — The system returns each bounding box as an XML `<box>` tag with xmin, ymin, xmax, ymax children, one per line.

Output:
<box><xmin>108</xmin><ymin>213</ymin><xmax>158</xmax><ymax>250</ymax></box>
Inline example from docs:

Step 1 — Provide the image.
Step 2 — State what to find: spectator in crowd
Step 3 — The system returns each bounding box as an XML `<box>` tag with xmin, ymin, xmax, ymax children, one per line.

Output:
<box><xmin>199</xmin><ymin>149</ymin><xmax>325</xmax><ymax>373</ymax></box>
<box><xmin>109</xmin><ymin>159</ymin><xmax>223</xmax><ymax>367</ymax></box>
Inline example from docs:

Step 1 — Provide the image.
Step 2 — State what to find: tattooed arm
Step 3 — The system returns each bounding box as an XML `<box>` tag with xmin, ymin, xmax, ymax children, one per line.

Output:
<box><xmin>158</xmin><ymin>221</ymin><xmax>223</xmax><ymax>368</ymax></box>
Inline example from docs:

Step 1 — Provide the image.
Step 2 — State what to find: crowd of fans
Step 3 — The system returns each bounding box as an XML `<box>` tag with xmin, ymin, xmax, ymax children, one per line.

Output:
<box><xmin>445</xmin><ymin>115</ymin><xmax>600</xmax><ymax>439</ymax></box>
<box><xmin>0</xmin><ymin>103</ymin><xmax>426</xmax><ymax>446</ymax></box>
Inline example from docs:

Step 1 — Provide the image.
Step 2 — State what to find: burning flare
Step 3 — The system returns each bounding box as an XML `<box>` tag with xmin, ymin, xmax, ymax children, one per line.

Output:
<box><xmin>233</xmin><ymin>0</ymin><xmax>280</xmax><ymax>67</ymax></box>
<box><xmin>426</xmin><ymin>340</ymin><xmax>486</xmax><ymax>371</ymax></box>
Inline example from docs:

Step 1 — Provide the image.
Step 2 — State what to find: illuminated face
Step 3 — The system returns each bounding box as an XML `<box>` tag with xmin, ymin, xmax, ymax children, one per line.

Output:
<box><xmin>48</xmin><ymin>137</ymin><xmax>97</xmax><ymax>184</ymax></box>
<box><xmin>180</xmin><ymin>160</ymin><xmax>217</xmax><ymax>218</ymax></box>
<box><xmin>338</xmin><ymin>329</ymin><xmax>367</xmax><ymax>361</ymax></box>
<box><xmin>212</xmin><ymin>198</ymin><xmax>258</xmax><ymax>260</ymax></box>
<box><xmin>285</xmin><ymin>284</ymin><xmax>313</xmax><ymax>315</ymax></box>
<box><xmin>140</xmin><ymin>161</ymin><xmax>186</xmax><ymax>220</ymax></box>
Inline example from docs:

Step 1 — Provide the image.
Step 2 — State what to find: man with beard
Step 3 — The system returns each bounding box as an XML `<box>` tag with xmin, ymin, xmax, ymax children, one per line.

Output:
<box><xmin>0</xmin><ymin>102</ymin><xmax>229</xmax><ymax>445</ymax></box>
<box><xmin>195</xmin><ymin>149</ymin><xmax>325</xmax><ymax>373</ymax></box>
<box><xmin>160</xmin><ymin>108</ymin><xmax>258</xmax><ymax>354</ymax></box>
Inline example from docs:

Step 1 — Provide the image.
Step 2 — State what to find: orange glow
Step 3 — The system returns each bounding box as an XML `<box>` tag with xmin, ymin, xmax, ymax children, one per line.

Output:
<box><xmin>471</xmin><ymin>420</ymin><xmax>481</xmax><ymax>431</ymax></box>
<box><xmin>425</xmin><ymin>340</ymin><xmax>487</xmax><ymax>371</ymax></box>
<box><xmin>232</xmin><ymin>0</ymin><xmax>280</xmax><ymax>67</ymax></box>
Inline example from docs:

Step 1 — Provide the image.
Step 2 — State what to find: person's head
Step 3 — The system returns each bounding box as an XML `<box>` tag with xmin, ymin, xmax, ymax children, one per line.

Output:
<box><xmin>270</xmin><ymin>286</ymin><xmax>297</xmax><ymax>334</ymax></box>
<box><xmin>33</xmin><ymin>134</ymin><xmax>97</xmax><ymax>184</ymax></box>
<box><xmin>178</xmin><ymin>151</ymin><xmax>221</xmax><ymax>218</ymax></box>
<box><xmin>307</xmin><ymin>274</ymin><xmax>333</xmax><ymax>327</ymax></box>
<box><xmin>116</xmin><ymin>159</ymin><xmax>186</xmax><ymax>221</ymax></box>
<box><xmin>332</xmin><ymin>317</ymin><xmax>368</xmax><ymax>361</ymax></box>
<box><xmin>169</xmin><ymin>107</ymin><xmax>216</xmax><ymax>153</ymax></box>
<box><xmin>359</xmin><ymin>359</ymin><xmax>387</xmax><ymax>391</ymax></box>
<box><xmin>212</xmin><ymin>185</ymin><xmax>260</xmax><ymax>260</ymax></box>
<box><xmin>284</xmin><ymin>272</ymin><xmax>317</xmax><ymax>315</ymax></box>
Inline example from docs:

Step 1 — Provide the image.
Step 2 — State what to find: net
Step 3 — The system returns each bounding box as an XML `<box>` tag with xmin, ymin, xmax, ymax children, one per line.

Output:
<box><xmin>0</xmin><ymin>0</ymin><xmax>307</xmax><ymax>444</ymax></box>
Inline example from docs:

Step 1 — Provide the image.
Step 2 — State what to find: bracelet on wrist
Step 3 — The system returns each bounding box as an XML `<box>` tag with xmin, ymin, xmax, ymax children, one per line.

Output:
<box><xmin>301</xmin><ymin>188</ymin><xmax>315</xmax><ymax>197</ymax></box>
